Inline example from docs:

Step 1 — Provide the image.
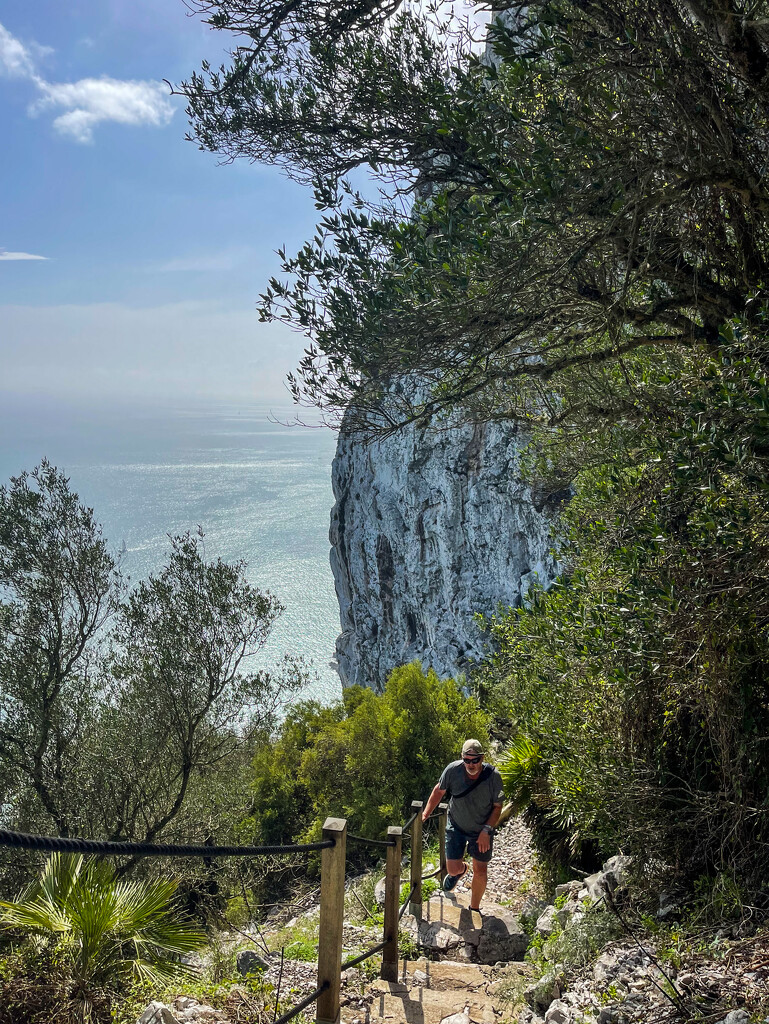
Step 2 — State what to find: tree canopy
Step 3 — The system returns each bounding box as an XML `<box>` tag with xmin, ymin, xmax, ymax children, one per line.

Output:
<box><xmin>0</xmin><ymin>464</ymin><xmax>303</xmax><ymax>861</ymax></box>
<box><xmin>181</xmin><ymin>0</ymin><xmax>769</xmax><ymax>439</ymax></box>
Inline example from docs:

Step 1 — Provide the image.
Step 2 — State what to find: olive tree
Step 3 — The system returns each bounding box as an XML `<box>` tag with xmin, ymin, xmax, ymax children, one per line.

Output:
<box><xmin>0</xmin><ymin>465</ymin><xmax>305</xmax><ymax>855</ymax></box>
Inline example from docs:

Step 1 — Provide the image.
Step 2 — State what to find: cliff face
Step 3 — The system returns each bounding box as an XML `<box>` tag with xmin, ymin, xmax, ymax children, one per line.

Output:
<box><xmin>329</xmin><ymin>414</ymin><xmax>567</xmax><ymax>689</ymax></box>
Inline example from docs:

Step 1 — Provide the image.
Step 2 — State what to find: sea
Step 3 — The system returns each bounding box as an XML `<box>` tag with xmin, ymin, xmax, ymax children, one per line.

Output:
<box><xmin>0</xmin><ymin>393</ymin><xmax>343</xmax><ymax>704</ymax></box>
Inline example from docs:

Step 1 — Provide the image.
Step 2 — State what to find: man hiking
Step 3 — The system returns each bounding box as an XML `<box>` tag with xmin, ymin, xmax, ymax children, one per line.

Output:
<box><xmin>421</xmin><ymin>739</ymin><xmax>504</xmax><ymax>912</ymax></box>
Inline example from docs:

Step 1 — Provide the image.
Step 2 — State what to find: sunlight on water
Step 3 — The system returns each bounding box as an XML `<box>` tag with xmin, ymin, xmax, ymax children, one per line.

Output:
<box><xmin>0</xmin><ymin>396</ymin><xmax>343</xmax><ymax>704</ymax></box>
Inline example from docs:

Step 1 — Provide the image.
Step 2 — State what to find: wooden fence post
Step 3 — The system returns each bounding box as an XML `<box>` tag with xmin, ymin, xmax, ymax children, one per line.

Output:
<box><xmin>317</xmin><ymin>817</ymin><xmax>347</xmax><ymax>1024</ymax></box>
<box><xmin>438</xmin><ymin>802</ymin><xmax>448</xmax><ymax>886</ymax></box>
<box><xmin>409</xmin><ymin>800</ymin><xmax>423</xmax><ymax>919</ymax></box>
<box><xmin>381</xmin><ymin>825</ymin><xmax>402</xmax><ymax>982</ymax></box>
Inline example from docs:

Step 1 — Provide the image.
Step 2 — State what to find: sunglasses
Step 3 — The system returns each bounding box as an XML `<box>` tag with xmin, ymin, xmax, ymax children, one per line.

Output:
<box><xmin>462</xmin><ymin>755</ymin><xmax>483</xmax><ymax>764</ymax></box>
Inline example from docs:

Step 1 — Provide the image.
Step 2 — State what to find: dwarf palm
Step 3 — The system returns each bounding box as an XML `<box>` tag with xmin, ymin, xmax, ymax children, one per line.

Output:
<box><xmin>0</xmin><ymin>853</ymin><xmax>206</xmax><ymax>1015</ymax></box>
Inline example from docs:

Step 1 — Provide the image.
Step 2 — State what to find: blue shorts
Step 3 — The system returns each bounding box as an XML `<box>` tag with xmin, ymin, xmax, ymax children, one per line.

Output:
<box><xmin>445</xmin><ymin>819</ymin><xmax>493</xmax><ymax>864</ymax></box>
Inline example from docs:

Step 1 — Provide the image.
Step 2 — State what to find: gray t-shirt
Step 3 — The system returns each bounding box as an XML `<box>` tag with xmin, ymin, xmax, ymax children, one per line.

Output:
<box><xmin>438</xmin><ymin>760</ymin><xmax>505</xmax><ymax>836</ymax></box>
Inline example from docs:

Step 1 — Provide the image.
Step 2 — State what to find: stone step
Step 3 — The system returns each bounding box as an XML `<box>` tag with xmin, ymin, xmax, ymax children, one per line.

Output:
<box><xmin>354</xmin><ymin>959</ymin><xmax>497</xmax><ymax>1024</ymax></box>
<box><xmin>400</xmin><ymin>892</ymin><xmax>528</xmax><ymax>964</ymax></box>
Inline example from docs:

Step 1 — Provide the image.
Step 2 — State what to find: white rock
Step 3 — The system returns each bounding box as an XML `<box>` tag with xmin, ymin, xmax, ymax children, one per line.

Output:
<box><xmin>439</xmin><ymin>1011</ymin><xmax>470</xmax><ymax>1024</ymax></box>
<box><xmin>544</xmin><ymin>999</ymin><xmax>571</xmax><ymax>1024</ymax></box>
<box><xmin>412</xmin><ymin>969</ymin><xmax>429</xmax><ymax>985</ymax></box>
<box><xmin>330</xmin><ymin>402</ymin><xmax>562</xmax><ymax>687</ymax></box>
<box><xmin>717</xmin><ymin>1013</ymin><xmax>750</xmax><ymax>1024</ymax></box>
<box><xmin>174</xmin><ymin>998</ymin><xmax>199</xmax><ymax>1011</ymax></box>
<box><xmin>136</xmin><ymin>1003</ymin><xmax>180</xmax><ymax>1024</ymax></box>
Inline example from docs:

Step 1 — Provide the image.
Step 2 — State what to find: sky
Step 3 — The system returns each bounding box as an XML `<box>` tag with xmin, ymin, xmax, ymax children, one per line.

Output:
<box><xmin>0</xmin><ymin>0</ymin><xmax>322</xmax><ymax>410</ymax></box>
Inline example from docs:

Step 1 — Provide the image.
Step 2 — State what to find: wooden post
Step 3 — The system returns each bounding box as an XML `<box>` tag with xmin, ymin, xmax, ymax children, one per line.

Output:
<box><xmin>409</xmin><ymin>800</ymin><xmax>423</xmax><ymax>919</ymax></box>
<box><xmin>438</xmin><ymin>802</ymin><xmax>448</xmax><ymax>885</ymax></box>
<box><xmin>381</xmin><ymin>825</ymin><xmax>402</xmax><ymax>982</ymax></box>
<box><xmin>317</xmin><ymin>818</ymin><xmax>347</xmax><ymax>1024</ymax></box>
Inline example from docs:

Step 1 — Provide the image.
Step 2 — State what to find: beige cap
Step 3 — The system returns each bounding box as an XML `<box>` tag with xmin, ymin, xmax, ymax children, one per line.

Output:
<box><xmin>462</xmin><ymin>739</ymin><xmax>483</xmax><ymax>755</ymax></box>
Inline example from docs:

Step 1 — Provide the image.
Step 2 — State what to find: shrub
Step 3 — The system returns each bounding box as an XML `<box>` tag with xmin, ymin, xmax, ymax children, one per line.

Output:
<box><xmin>0</xmin><ymin>853</ymin><xmax>206</xmax><ymax>1020</ymax></box>
<box><xmin>250</xmin><ymin>662</ymin><xmax>489</xmax><ymax>849</ymax></box>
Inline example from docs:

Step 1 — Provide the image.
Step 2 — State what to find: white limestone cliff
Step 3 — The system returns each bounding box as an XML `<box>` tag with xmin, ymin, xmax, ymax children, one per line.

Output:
<box><xmin>329</xmin><ymin>413</ymin><xmax>567</xmax><ymax>689</ymax></box>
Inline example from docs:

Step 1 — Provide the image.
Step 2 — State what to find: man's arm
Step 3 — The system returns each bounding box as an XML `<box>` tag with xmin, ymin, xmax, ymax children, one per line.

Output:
<box><xmin>421</xmin><ymin>783</ymin><xmax>447</xmax><ymax>822</ymax></box>
<box><xmin>476</xmin><ymin>801</ymin><xmax>503</xmax><ymax>853</ymax></box>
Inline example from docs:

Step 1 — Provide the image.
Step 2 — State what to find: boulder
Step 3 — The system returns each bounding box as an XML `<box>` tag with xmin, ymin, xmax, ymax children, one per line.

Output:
<box><xmin>716</xmin><ymin>1012</ymin><xmax>750</xmax><ymax>1024</ymax></box>
<box><xmin>535</xmin><ymin>905</ymin><xmax>568</xmax><ymax>938</ymax></box>
<box><xmin>236</xmin><ymin>949</ymin><xmax>268</xmax><ymax>976</ymax></box>
<box><xmin>475</xmin><ymin>911</ymin><xmax>528</xmax><ymax>964</ymax></box>
<box><xmin>524</xmin><ymin>969</ymin><xmax>565</xmax><ymax>1012</ymax></box>
<box><xmin>438</xmin><ymin>1012</ymin><xmax>470</xmax><ymax>1024</ymax></box>
<box><xmin>544</xmin><ymin>999</ymin><xmax>571</xmax><ymax>1024</ymax></box>
<box><xmin>137</xmin><ymin>1004</ymin><xmax>180</xmax><ymax>1024</ymax></box>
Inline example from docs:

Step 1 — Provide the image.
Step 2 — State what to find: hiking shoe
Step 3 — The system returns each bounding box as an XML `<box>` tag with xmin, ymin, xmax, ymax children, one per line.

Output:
<box><xmin>442</xmin><ymin>864</ymin><xmax>467</xmax><ymax>891</ymax></box>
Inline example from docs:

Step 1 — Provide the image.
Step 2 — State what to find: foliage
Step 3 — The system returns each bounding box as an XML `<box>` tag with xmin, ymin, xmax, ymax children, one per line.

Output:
<box><xmin>0</xmin><ymin>853</ymin><xmax>205</xmax><ymax>1020</ymax></box>
<box><xmin>490</xmin><ymin>345</ymin><xmax>769</xmax><ymax>892</ymax></box>
<box><xmin>248</xmin><ymin>661</ymin><xmax>489</xmax><ymax>847</ymax></box>
<box><xmin>180</xmin><ymin>1</ymin><xmax>769</xmax><ymax>440</ymax></box>
<box><xmin>0</xmin><ymin>461</ymin><xmax>120</xmax><ymax>838</ymax></box>
<box><xmin>0</xmin><ymin>464</ymin><xmax>305</xmax><ymax>884</ymax></box>
<box><xmin>542</xmin><ymin>910</ymin><xmax>623</xmax><ymax>971</ymax></box>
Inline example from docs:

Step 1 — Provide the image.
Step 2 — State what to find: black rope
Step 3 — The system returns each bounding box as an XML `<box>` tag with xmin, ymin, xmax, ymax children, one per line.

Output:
<box><xmin>421</xmin><ymin>866</ymin><xmax>442</xmax><ymax>881</ymax></box>
<box><xmin>401</xmin><ymin>811</ymin><xmax>418</xmax><ymax>833</ymax></box>
<box><xmin>347</xmin><ymin>833</ymin><xmax>396</xmax><ymax>848</ymax></box>
<box><xmin>424</xmin><ymin>810</ymin><xmax>446</xmax><ymax>822</ymax></box>
<box><xmin>273</xmin><ymin>981</ymin><xmax>329</xmax><ymax>1024</ymax></box>
<box><xmin>399</xmin><ymin>879</ymin><xmax>420</xmax><ymax>920</ymax></box>
<box><xmin>340</xmin><ymin>939</ymin><xmax>387</xmax><ymax>970</ymax></box>
<box><xmin>0</xmin><ymin>828</ymin><xmax>333</xmax><ymax>859</ymax></box>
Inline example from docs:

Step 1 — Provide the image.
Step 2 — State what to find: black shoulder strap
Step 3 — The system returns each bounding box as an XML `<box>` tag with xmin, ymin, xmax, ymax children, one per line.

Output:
<box><xmin>450</xmin><ymin>765</ymin><xmax>492</xmax><ymax>801</ymax></box>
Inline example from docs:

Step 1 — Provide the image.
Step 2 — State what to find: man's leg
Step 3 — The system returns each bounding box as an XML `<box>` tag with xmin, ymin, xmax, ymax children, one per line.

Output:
<box><xmin>446</xmin><ymin>857</ymin><xmax>466</xmax><ymax>878</ymax></box>
<box><xmin>470</xmin><ymin>857</ymin><xmax>488</xmax><ymax>909</ymax></box>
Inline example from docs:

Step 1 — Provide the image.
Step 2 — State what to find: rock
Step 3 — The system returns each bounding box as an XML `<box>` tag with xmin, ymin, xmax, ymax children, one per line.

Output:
<box><xmin>657</xmin><ymin>893</ymin><xmax>678</xmax><ymax>920</ymax></box>
<box><xmin>174</xmin><ymin>999</ymin><xmax>199</xmax><ymax>1011</ymax></box>
<box><xmin>716</xmin><ymin>1013</ymin><xmax>750</xmax><ymax>1024</ymax></box>
<box><xmin>374</xmin><ymin>877</ymin><xmax>387</xmax><ymax>907</ymax></box>
<box><xmin>236</xmin><ymin>949</ymin><xmax>268</xmax><ymax>976</ymax></box>
<box><xmin>330</xmin><ymin>400</ymin><xmax>561</xmax><ymax>688</ymax></box>
<box><xmin>476</xmin><ymin>910</ymin><xmax>528</xmax><ymax>964</ymax></box>
<box><xmin>178</xmin><ymin>1009</ymin><xmax>221</xmax><ymax>1022</ymax></box>
<box><xmin>137</xmin><ymin>1004</ymin><xmax>180</xmax><ymax>1024</ymax></box>
<box><xmin>439</xmin><ymin>1011</ymin><xmax>470</xmax><ymax>1024</ymax></box>
<box><xmin>521</xmin><ymin>898</ymin><xmax>550</xmax><ymax>925</ymax></box>
<box><xmin>524</xmin><ymin>970</ymin><xmax>564</xmax><ymax>1011</ymax></box>
<box><xmin>438</xmin><ymin>1007</ymin><xmax>468</xmax><ymax>1024</ymax></box>
<box><xmin>544</xmin><ymin>999</ymin><xmax>570</xmax><ymax>1024</ymax></box>
<box><xmin>412</xmin><ymin>969</ymin><xmax>429</xmax><ymax>985</ymax></box>
<box><xmin>534</xmin><ymin>905</ymin><xmax>568</xmax><ymax>937</ymax></box>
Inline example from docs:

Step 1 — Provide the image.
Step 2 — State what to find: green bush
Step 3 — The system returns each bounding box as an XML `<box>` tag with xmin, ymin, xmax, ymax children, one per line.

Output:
<box><xmin>0</xmin><ymin>853</ymin><xmax>206</xmax><ymax>1020</ymax></box>
<box><xmin>488</xmin><ymin>349</ymin><xmax>769</xmax><ymax>898</ymax></box>
<box><xmin>249</xmin><ymin>661</ymin><xmax>489</xmax><ymax>848</ymax></box>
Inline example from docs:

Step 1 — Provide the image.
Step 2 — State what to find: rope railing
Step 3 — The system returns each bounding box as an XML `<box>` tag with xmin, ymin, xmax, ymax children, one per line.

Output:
<box><xmin>401</xmin><ymin>810</ymin><xmax>419</xmax><ymax>833</ymax></box>
<box><xmin>340</xmin><ymin>940</ymin><xmax>387</xmax><ymax>970</ymax></box>
<box><xmin>0</xmin><ymin>799</ymin><xmax>452</xmax><ymax>1024</ymax></box>
<box><xmin>347</xmin><ymin>833</ymin><xmax>397</xmax><ymax>848</ymax></box>
<box><xmin>0</xmin><ymin>827</ymin><xmax>333</xmax><ymax>858</ymax></box>
<box><xmin>273</xmin><ymin>981</ymin><xmax>329</xmax><ymax>1024</ymax></box>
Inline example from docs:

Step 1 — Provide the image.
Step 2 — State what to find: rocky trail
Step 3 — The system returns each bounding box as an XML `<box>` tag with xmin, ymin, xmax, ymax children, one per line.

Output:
<box><xmin>138</xmin><ymin>818</ymin><xmax>769</xmax><ymax>1024</ymax></box>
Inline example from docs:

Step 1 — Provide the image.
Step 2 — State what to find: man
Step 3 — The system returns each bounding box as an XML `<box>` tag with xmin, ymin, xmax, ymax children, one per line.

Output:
<box><xmin>421</xmin><ymin>739</ymin><xmax>504</xmax><ymax>912</ymax></box>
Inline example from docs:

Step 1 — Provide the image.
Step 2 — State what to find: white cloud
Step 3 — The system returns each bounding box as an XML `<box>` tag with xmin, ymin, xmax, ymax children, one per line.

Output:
<box><xmin>34</xmin><ymin>77</ymin><xmax>174</xmax><ymax>143</ymax></box>
<box><xmin>0</xmin><ymin>20</ymin><xmax>175</xmax><ymax>142</ymax></box>
<box><xmin>0</xmin><ymin>22</ymin><xmax>36</xmax><ymax>78</ymax></box>
<box><xmin>0</xmin><ymin>249</ymin><xmax>48</xmax><ymax>261</ymax></box>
